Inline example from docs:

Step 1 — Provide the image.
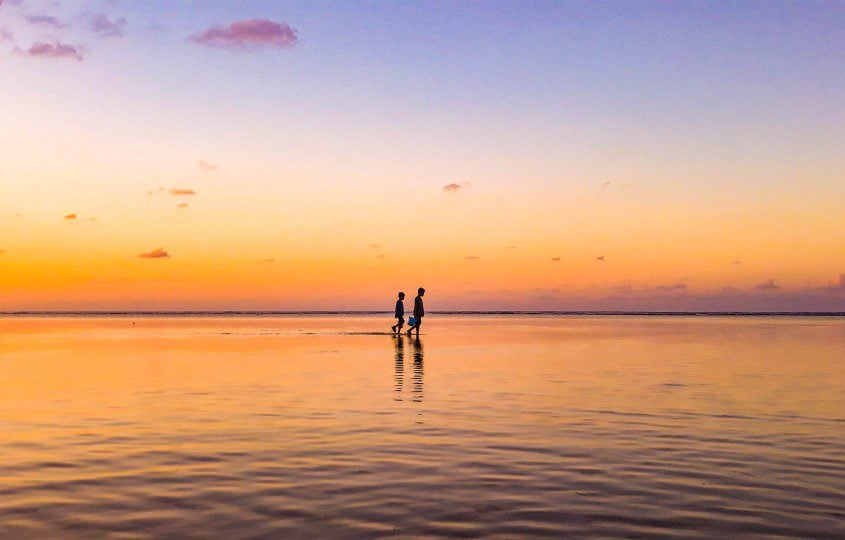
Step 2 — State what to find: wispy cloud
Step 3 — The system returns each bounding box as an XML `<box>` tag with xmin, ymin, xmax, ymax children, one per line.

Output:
<box><xmin>0</xmin><ymin>27</ymin><xmax>13</xmax><ymax>42</ymax></box>
<box><xmin>756</xmin><ymin>279</ymin><xmax>779</xmax><ymax>290</ymax></box>
<box><xmin>63</xmin><ymin>213</ymin><xmax>77</xmax><ymax>220</ymax></box>
<box><xmin>465</xmin><ymin>255</ymin><xmax>480</xmax><ymax>260</ymax></box>
<box><xmin>177</xmin><ymin>203</ymin><xmax>189</xmax><ymax>208</ymax></box>
<box><xmin>90</xmin><ymin>14</ymin><xmax>127</xmax><ymax>38</ymax></box>
<box><xmin>198</xmin><ymin>160</ymin><xmax>217</xmax><ymax>172</ymax></box>
<box><xmin>26</xmin><ymin>14</ymin><xmax>64</xmax><ymax>28</ymax></box>
<box><xmin>190</xmin><ymin>19</ymin><xmax>297</xmax><ymax>49</ymax></box>
<box><xmin>138</xmin><ymin>248</ymin><xmax>169</xmax><ymax>259</ymax></box>
<box><xmin>170</xmin><ymin>188</ymin><xmax>196</xmax><ymax>195</ymax></box>
<box><xmin>551</xmin><ymin>257</ymin><xmax>560</xmax><ymax>262</ymax></box>
<box><xmin>596</xmin><ymin>255</ymin><xmax>605</xmax><ymax>261</ymax></box>
<box><xmin>655</xmin><ymin>283</ymin><xmax>687</xmax><ymax>292</ymax></box>
<box><xmin>17</xmin><ymin>42</ymin><xmax>82</xmax><ymax>61</ymax></box>
<box><xmin>443</xmin><ymin>182</ymin><xmax>471</xmax><ymax>192</ymax></box>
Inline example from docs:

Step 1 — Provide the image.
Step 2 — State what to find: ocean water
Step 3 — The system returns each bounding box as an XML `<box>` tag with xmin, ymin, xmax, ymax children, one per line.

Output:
<box><xmin>0</xmin><ymin>315</ymin><xmax>842</xmax><ymax>538</ymax></box>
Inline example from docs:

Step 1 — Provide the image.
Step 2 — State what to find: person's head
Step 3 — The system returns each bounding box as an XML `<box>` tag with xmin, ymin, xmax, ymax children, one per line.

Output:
<box><xmin>398</xmin><ymin>292</ymin><xmax>405</xmax><ymax>299</ymax></box>
<box><xmin>418</xmin><ymin>287</ymin><xmax>425</xmax><ymax>296</ymax></box>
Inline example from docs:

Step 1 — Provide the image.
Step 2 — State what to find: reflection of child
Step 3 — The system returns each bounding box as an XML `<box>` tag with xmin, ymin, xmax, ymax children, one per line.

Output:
<box><xmin>390</xmin><ymin>292</ymin><xmax>405</xmax><ymax>334</ymax></box>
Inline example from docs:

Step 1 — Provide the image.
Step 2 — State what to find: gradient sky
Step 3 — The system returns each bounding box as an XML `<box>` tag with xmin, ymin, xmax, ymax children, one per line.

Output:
<box><xmin>1</xmin><ymin>0</ymin><xmax>843</xmax><ymax>311</ymax></box>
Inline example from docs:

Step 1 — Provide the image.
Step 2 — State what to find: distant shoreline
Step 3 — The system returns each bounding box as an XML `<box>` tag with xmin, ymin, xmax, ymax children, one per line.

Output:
<box><xmin>1</xmin><ymin>311</ymin><xmax>842</xmax><ymax>317</ymax></box>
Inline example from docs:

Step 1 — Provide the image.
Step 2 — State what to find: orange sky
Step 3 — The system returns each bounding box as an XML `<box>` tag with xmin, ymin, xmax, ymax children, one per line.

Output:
<box><xmin>1</xmin><ymin>2</ymin><xmax>843</xmax><ymax>311</ymax></box>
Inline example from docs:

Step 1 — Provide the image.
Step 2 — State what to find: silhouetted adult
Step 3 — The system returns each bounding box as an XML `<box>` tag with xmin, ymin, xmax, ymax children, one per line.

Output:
<box><xmin>406</xmin><ymin>287</ymin><xmax>425</xmax><ymax>336</ymax></box>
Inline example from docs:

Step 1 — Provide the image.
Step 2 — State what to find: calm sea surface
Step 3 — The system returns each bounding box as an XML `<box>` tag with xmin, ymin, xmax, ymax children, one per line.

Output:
<box><xmin>0</xmin><ymin>315</ymin><xmax>842</xmax><ymax>538</ymax></box>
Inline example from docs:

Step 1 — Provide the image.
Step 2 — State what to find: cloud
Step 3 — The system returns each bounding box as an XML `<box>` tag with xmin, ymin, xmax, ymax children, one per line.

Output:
<box><xmin>18</xmin><ymin>42</ymin><xmax>82</xmax><ymax>61</ymax></box>
<box><xmin>170</xmin><ymin>188</ymin><xmax>196</xmax><ymax>195</ymax></box>
<box><xmin>177</xmin><ymin>203</ymin><xmax>189</xmax><ymax>208</ymax></box>
<box><xmin>260</xmin><ymin>258</ymin><xmax>275</xmax><ymax>263</ymax></box>
<box><xmin>820</xmin><ymin>274</ymin><xmax>845</xmax><ymax>292</ymax></box>
<box><xmin>198</xmin><ymin>160</ymin><xmax>217</xmax><ymax>172</ymax></box>
<box><xmin>63</xmin><ymin>213</ymin><xmax>76</xmax><ymax>220</ymax></box>
<box><xmin>756</xmin><ymin>279</ymin><xmax>779</xmax><ymax>290</ymax></box>
<box><xmin>90</xmin><ymin>14</ymin><xmax>127</xmax><ymax>37</ymax></box>
<box><xmin>26</xmin><ymin>15</ymin><xmax>64</xmax><ymax>28</ymax></box>
<box><xmin>443</xmin><ymin>182</ymin><xmax>471</xmax><ymax>192</ymax></box>
<box><xmin>190</xmin><ymin>19</ymin><xmax>297</xmax><ymax>49</ymax></box>
<box><xmin>732</xmin><ymin>260</ymin><xmax>741</xmax><ymax>265</ymax></box>
<box><xmin>0</xmin><ymin>27</ymin><xmax>13</xmax><ymax>42</ymax></box>
<box><xmin>138</xmin><ymin>248</ymin><xmax>169</xmax><ymax>259</ymax></box>
<box><xmin>596</xmin><ymin>255</ymin><xmax>605</xmax><ymax>261</ymax></box>
<box><xmin>551</xmin><ymin>257</ymin><xmax>560</xmax><ymax>262</ymax></box>
<box><xmin>465</xmin><ymin>255</ymin><xmax>480</xmax><ymax>260</ymax></box>
<box><xmin>655</xmin><ymin>283</ymin><xmax>687</xmax><ymax>292</ymax></box>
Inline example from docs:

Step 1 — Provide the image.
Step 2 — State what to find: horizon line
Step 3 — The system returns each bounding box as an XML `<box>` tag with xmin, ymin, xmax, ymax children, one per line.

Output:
<box><xmin>1</xmin><ymin>310</ymin><xmax>843</xmax><ymax>317</ymax></box>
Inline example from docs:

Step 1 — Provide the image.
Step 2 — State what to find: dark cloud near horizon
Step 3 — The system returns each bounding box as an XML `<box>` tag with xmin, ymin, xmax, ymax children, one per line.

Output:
<box><xmin>17</xmin><ymin>42</ymin><xmax>82</xmax><ymax>61</ymax></box>
<box><xmin>655</xmin><ymin>283</ymin><xmax>687</xmax><ymax>292</ymax></box>
<box><xmin>756</xmin><ymin>279</ymin><xmax>779</xmax><ymax>290</ymax></box>
<box><xmin>90</xmin><ymin>14</ymin><xmax>127</xmax><ymax>37</ymax></box>
<box><xmin>190</xmin><ymin>19</ymin><xmax>297</xmax><ymax>49</ymax></box>
<box><xmin>138</xmin><ymin>248</ymin><xmax>169</xmax><ymax>259</ymax></box>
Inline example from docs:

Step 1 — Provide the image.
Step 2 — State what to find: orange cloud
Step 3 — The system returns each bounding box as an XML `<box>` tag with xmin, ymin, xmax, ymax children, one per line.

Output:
<box><xmin>177</xmin><ymin>203</ymin><xmax>189</xmax><ymax>208</ymax></box>
<box><xmin>551</xmin><ymin>257</ymin><xmax>560</xmax><ymax>262</ymax></box>
<box><xmin>170</xmin><ymin>188</ymin><xmax>196</xmax><ymax>195</ymax></box>
<box><xmin>138</xmin><ymin>248</ymin><xmax>169</xmax><ymax>259</ymax></box>
<box><xmin>443</xmin><ymin>182</ymin><xmax>471</xmax><ymax>192</ymax></box>
<box><xmin>63</xmin><ymin>213</ymin><xmax>77</xmax><ymax>220</ymax></box>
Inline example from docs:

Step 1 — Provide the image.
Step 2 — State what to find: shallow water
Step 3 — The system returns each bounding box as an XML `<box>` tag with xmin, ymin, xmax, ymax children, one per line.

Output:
<box><xmin>0</xmin><ymin>315</ymin><xmax>842</xmax><ymax>538</ymax></box>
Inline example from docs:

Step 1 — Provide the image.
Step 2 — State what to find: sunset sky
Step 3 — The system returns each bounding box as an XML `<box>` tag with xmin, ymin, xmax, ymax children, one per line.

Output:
<box><xmin>1</xmin><ymin>1</ymin><xmax>843</xmax><ymax>311</ymax></box>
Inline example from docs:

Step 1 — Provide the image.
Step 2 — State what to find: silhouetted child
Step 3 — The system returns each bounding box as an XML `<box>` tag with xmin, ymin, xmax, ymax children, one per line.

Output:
<box><xmin>407</xmin><ymin>287</ymin><xmax>425</xmax><ymax>336</ymax></box>
<box><xmin>391</xmin><ymin>292</ymin><xmax>405</xmax><ymax>334</ymax></box>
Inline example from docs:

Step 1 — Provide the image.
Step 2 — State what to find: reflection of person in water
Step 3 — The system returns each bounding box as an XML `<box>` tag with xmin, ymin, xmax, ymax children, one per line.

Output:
<box><xmin>412</xmin><ymin>336</ymin><xmax>424</xmax><ymax>402</ymax></box>
<box><xmin>393</xmin><ymin>335</ymin><xmax>404</xmax><ymax>401</ymax></box>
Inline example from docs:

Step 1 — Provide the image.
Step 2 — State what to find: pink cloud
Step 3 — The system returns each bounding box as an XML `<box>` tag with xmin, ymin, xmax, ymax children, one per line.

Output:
<box><xmin>756</xmin><ymin>279</ymin><xmax>779</xmax><ymax>290</ymax></box>
<box><xmin>443</xmin><ymin>182</ymin><xmax>471</xmax><ymax>192</ymax></box>
<box><xmin>90</xmin><ymin>14</ymin><xmax>127</xmax><ymax>37</ymax></box>
<box><xmin>19</xmin><ymin>42</ymin><xmax>83</xmax><ymax>61</ymax></box>
<box><xmin>0</xmin><ymin>28</ymin><xmax>13</xmax><ymax>42</ymax></box>
<box><xmin>138</xmin><ymin>248</ymin><xmax>169</xmax><ymax>259</ymax></box>
<box><xmin>170</xmin><ymin>188</ymin><xmax>196</xmax><ymax>195</ymax></box>
<box><xmin>26</xmin><ymin>14</ymin><xmax>64</xmax><ymax>28</ymax></box>
<box><xmin>190</xmin><ymin>19</ymin><xmax>297</xmax><ymax>49</ymax></box>
<box><xmin>198</xmin><ymin>160</ymin><xmax>217</xmax><ymax>172</ymax></box>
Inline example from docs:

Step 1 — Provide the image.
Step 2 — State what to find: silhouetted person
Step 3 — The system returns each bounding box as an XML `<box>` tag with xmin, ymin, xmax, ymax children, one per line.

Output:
<box><xmin>390</xmin><ymin>291</ymin><xmax>405</xmax><ymax>334</ymax></box>
<box><xmin>406</xmin><ymin>287</ymin><xmax>425</xmax><ymax>337</ymax></box>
